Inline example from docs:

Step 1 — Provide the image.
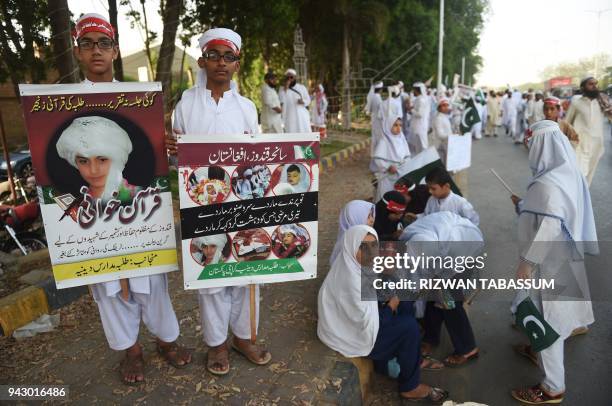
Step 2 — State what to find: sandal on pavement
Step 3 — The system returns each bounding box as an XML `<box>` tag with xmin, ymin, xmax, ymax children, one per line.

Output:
<box><xmin>401</xmin><ymin>386</ymin><xmax>449</xmax><ymax>404</ymax></box>
<box><xmin>443</xmin><ymin>349</ymin><xmax>479</xmax><ymax>368</ymax></box>
<box><xmin>511</xmin><ymin>384</ymin><xmax>564</xmax><ymax>404</ymax></box>
<box><xmin>206</xmin><ymin>345</ymin><xmax>230</xmax><ymax>376</ymax></box>
<box><xmin>514</xmin><ymin>344</ymin><xmax>538</xmax><ymax>367</ymax></box>
<box><xmin>157</xmin><ymin>342</ymin><xmax>192</xmax><ymax>369</ymax></box>
<box><xmin>420</xmin><ymin>355</ymin><xmax>444</xmax><ymax>371</ymax></box>
<box><xmin>231</xmin><ymin>338</ymin><xmax>272</xmax><ymax>366</ymax></box>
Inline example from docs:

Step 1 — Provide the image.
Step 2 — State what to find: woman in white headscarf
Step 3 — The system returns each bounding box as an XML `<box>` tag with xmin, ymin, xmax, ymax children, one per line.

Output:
<box><xmin>329</xmin><ymin>200</ymin><xmax>375</xmax><ymax>265</ymax></box>
<box><xmin>317</xmin><ymin>225</ymin><xmax>449</xmax><ymax>402</ymax></box>
<box><xmin>510</xmin><ymin>120</ymin><xmax>597</xmax><ymax>404</ymax></box>
<box><xmin>371</xmin><ymin>113</ymin><xmax>411</xmax><ymax>202</ymax></box>
<box><xmin>56</xmin><ymin>116</ymin><xmax>137</xmax><ymax>203</ymax></box>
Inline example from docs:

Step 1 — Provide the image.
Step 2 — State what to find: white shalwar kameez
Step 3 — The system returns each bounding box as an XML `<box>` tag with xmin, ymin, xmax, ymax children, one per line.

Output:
<box><xmin>565</xmin><ymin>95</ymin><xmax>608</xmax><ymax>185</ymax></box>
<box><xmin>260</xmin><ymin>84</ymin><xmax>283</xmax><ymax>133</ymax></box>
<box><xmin>514</xmin><ymin>120</ymin><xmax>597</xmax><ymax>395</ymax></box>
<box><xmin>432</xmin><ymin>111</ymin><xmax>452</xmax><ymax>165</ymax></box>
<box><xmin>81</xmin><ymin>81</ymin><xmax>180</xmax><ymax>351</ymax></box>
<box><xmin>502</xmin><ymin>95</ymin><xmax>517</xmax><ymax>137</ymax></box>
<box><xmin>409</xmin><ymin>91</ymin><xmax>431</xmax><ymax>154</ymax></box>
<box><xmin>279</xmin><ymin>83</ymin><xmax>311</xmax><ymax>133</ymax></box>
<box><xmin>173</xmin><ymin>34</ymin><xmax>261</xmax><ymax>346</ymax></box>
<box><xmin>422</xmin><ymin>191</ymin><xmax>479</xmax><ymax>226</ymax></box>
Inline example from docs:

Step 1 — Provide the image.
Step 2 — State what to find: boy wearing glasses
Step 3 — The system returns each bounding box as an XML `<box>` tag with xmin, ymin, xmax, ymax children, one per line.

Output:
<box><xmin>166</xmin><ymin>28</ymin><xmax>271</xmax><ymax>376</ymax></box>
<box><xmin>73</xmin><ymin>13</ymin><xmax>192</xmax><ymax>385</ymax></box>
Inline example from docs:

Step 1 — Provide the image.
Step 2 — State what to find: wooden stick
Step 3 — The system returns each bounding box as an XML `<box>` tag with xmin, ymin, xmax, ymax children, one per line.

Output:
<box><xmin>489</xmin><ymin>168</ymin><xmax>515</xmax><ymax>195</ymax></box>
<box><xmin>0</xmin><ymin>110</ymin><xmax>17</xmax><ymax>203</ymax></box>
<box><xmin>120</xmin><ymin>279</ymin><xmax>130</xmax><ymax>300</ymax></box>
<box><xmin>249</xmin><ymin>284</ymin><xmax>256</xmax><ymax>344</ymax></box>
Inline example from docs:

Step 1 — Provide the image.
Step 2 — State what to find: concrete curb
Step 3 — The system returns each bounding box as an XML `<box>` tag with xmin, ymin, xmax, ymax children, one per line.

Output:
<box><xmin>0</xmin><ymin>248</ymin><xmax>87</xmax><ymax>337</ymax></box>
<box><xmin>320</xmin><ymin>138</ymin><xmax>370</xmax><ymax>174</ymax></box>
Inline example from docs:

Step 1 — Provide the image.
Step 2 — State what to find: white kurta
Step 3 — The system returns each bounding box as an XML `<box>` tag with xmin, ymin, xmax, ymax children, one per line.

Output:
<box><xmin>432</xmin><ymin>112</ymin><xmax>452</xmax><ymax>165</ymax></box>
<box><xmin>260</xmin><ymin>84</ymin><xmax>283</xmax><ymax>133</ymax></box>
<box><xmin>422</xmin><ymin>191</ymin><xmax>479</xmax><ymax>226</ymax></box>
<box><xmin>310</xmin><ymin>93</ymin><xmax>328</xmax><ymax>127</ymax></box>
<box><xmin>565</xmin><ymin>95</ymin><xmax>607</xmax><ymax>184</ymax></box>
<box><xmin>502</xmin><ymin>96</ymin><xmax>517</xmax><ymax>136</ymax></box>
<box><xmin>409</xmin><ymin>95</ymin><xmax>431</xmax><ymax>154</ymax></box>
<box><xmin>279</xmin><ymin>83</ymin><xmax>311</xmax><ymax>133</ymax></box>
<box><xmin>533</xmin><ymin>100</ymin><xmax>545</xmax><ymax>123</ymax></box>
<box><xmin>173</xmin><ymin>81</ymin><xmax>261</xmax><ymax>346</ymax></box>
<box><xmin>83</xmin><ymin>78</ymin><xmax>180</xmax><ymax>350</ymax></box>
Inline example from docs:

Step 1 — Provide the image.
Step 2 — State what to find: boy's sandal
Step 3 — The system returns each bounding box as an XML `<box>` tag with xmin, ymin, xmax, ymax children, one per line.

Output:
<box><xmin>157</xmin><ymin>342</ymin><xmax>192</xmax><ymax>369</ymax></box>
<box><xmin>402</xmin><ymin>386</ymin><xmax>449</xmax><ymax>404</ymax></box>
<box><xmin>206</xmin><ymin>346</ymin><xmax>230</xmax><ymax>375</ymax></box>
<box><xmin>231</xmin><ymin>340</ymin><xmax>272</xmax><ymax>366</ymax></box>
<box><xmin>570</xmin><ymin>326</ymin><xmax>589</xmax><ymax>337</ymax></box>
<box><xmin>420</xmin><ymin>355</ymin><xmax>444</xmax><ymax>371</ymax></box>
<box><xmin>511</xmin><ymin>385</ymin><xmax>564</xmax><ymax>404</ymax></box>
<box><xmin>514</xmin><ymin>344</ymin><xmax>538</xmax><ymax>367</ymax></box>
<box><xmin>443</xmin><ymin>349</ymin><xmax>479</xmax><ymax>368</ymax></box>
<box><xmin>119</xmin><ymin>352</ymin><xmax>145</xmax><ymax>386</ymax></box>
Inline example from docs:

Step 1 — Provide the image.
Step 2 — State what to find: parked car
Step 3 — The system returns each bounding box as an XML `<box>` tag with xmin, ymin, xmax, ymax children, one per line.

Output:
<box><xmin>0</xmin><ymin>144</ymin><xmax>33</xmax><ymax>180</ymax></box>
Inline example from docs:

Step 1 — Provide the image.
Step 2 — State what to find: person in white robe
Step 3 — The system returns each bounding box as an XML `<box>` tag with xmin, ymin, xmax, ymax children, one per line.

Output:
<box><xmin>565</xmin><ymin>76</ymin><xmax>609</xmax><ymax>185</ymax></box>
<box><xmin>502</xmin><ymin>90</ymin><xmax>517</xmax><ymax>138</ymax></box>
<box><xmin>409</xmin><ymin>82</ymin><xmax>431</xmax><ymax>154</ymax></box>
<box><xmin>168</xmin><ymin>27</ymin><xmax>271</xmax><ymax>376</ymax></box>
<box><xmin>279</xmin><ymin>68</ymin><xmax>311</xmax><ymax>133</ymax></box>
<box><xmin>510</xmin><ymin>120</ymin><xmax>597</xmax><ymax>404</ymax></box>
<box><xmin>514</xmin><ymin>93</ymin><xmax>528</xmax><ymax>144</ymax></box>
<box><xmin>422</xmin><ymin>167</ymin><xmax>479</xmax><ymax>226</ymax></box>
<box><xmin>72</xmin><ymin>13</ymin><xmax>190</xmax><ymax>385</ymax></box>
<box><xmin>431</xmin><ymin>98</ymin><xmax>452</xmax><ymax>165</ymax></box>
<box><xmin>260</xmin><ymin>71</ymin><xmax>283</xmax><ymax>133</ymax></box>
<box><xmin>485</xmin><ymin>90</ymin><xmax>500</xmax><ymax>136</ymax></box>
<box><xmin>310</xmin><ymin>84</ymin><xmax>328</xmax><ymax>132</ymax></box>
<box><xmin>329</xmin><ymin>200</ymin><xmax>375</xmax><ymax>265</ymax></box>
<box><xmin>372</xmin><ymin>113</ymin><xmax>411</xmax><ymax>201</ymax></box>
<box><xmin>365</xmin><ymin>81</ymin><xmax>385</xmax><ymax>156</ymax></box>
<box><xmin>533</xmin><ymin>92</ymin><xmax>545</xmax><ymax>123</ymax></box>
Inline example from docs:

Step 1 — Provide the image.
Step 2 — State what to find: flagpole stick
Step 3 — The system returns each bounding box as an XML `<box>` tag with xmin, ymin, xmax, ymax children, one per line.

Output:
<box><xmin>249</xmin><ymin>284</ymin><xmax>256</xmax><ymax>344</ymax></box>
<box><xmin>489</xmin><ymin>168</ymin><xmax>515</xmax><ymax>195</ymax></box>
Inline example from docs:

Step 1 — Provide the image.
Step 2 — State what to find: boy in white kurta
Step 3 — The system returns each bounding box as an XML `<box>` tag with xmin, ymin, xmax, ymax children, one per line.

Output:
<box><xmin>72</xmin><ymin>13</ymin><xmax>191</xmax><ymax>385</ymax></box>
<box><xmin>431</xmin><ymin>98</ymin><xmax>452</xmax><ymax>165</ymax></box>
<box><xmin>422</xmin><ymin>167</ymin><xmax>479</xmax><ymax>226</ymax></box>
<box><xmin>167</xmin><ymin>28</ymin><xmax>271</xmax><ymax>376</ymax></box>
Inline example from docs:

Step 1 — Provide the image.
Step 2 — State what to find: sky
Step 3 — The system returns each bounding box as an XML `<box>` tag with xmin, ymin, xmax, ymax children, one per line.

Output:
<box><xmin>68</xmin><ymin>0</ymin><xmax>612</xmax><ymax>87</ymax></box>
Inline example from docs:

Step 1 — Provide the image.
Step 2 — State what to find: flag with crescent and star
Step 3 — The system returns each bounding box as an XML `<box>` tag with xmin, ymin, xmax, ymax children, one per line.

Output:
<box><xmin>515</xmin><ymin>296</ymin><xmax>560</xmax><ymax>352</ymax></box>
<box><xmin>460</xmin><ymin>97</ymin><xmax>481</xmax><ymax>134</ymax></box>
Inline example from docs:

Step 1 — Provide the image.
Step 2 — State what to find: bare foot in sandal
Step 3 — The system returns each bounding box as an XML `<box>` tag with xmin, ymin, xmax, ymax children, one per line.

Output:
<box><xmin>421</xmin><ymin>342</ymin><xmax>434</xmax><ymax>356</ymax></box>
<box><xmin>232</xmin><ymin>337</ymin><xmax>272</xmax><ymax>365</ymax></box>
<box><xmin>444</xmin><ymin>347</ymin><xmax>479</xmax><ymax>367</ymax></box>
<box><xmin>400</xmin><ymin>383</ymin><xmax>449</xmax><ymax>403</ymax></box>
<box><xmin>157</xmin><ymin>339</ymin><xmax>192</xmax><ymax>369</ymax></box>
<box><xmin>120</xmin><ymin>344</ymin><xmax>145</xmax><ymax>385</ymax></box>
<box><xmin>207</xmin><ymin>343</ymin><xmax>230</xmax><ymax>375</ymax></box>
<box><xmin>420</xmin><ymin>355</ymin><xmax>444</xmax><ymax>371</ymax></box>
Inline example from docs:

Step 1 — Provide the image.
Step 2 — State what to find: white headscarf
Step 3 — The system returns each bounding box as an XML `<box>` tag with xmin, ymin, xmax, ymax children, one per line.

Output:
<box><xmin>317</xmin><ymin>225</ymin><xmax>379</xmax><ymax>357</ymax></box>
<box><xmin>329</xmin><ymin>200</ymin><xmax>375</xmax><ymax>265</ymax></box>
<box><xmin>521</xmin><ymin>120</ymin><xmax>598</xmax><ymax>256</ymax></box>
<box><xmin>56</xmin><ymin>116</ymin><xmax>132</xmax><ymax>202</ymax></box>
<box><xmin>413</xmin><ymin>82</ymin><xmax>426</xmax><ymax>96</ymax></box>
<box><xmin>372</xmin><ymin>113</ymin><xmax>411</xmax><ymax>164</ymax></box>
<box><xmin>285</xmin><ymin>68</ymin><xmax>297</xmax><ymax>77</ymax></box>
<box><xmin>193</xmin><ymin>234</ymin><xmax>228</xmax><ymax>264</ymax></box>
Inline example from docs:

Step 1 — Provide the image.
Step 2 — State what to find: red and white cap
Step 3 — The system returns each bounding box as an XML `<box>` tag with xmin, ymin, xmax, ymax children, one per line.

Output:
<box><xmin>198</xmin><ymin>28</ymin><xmax>241</xmax><ymax>55</ymax></box>
<box><xmin>543</xmin><ymin>96</ymin><xmax>561</xmax><ymax>106</ymax></box>
<box><xmin>74</xmin><ymin>13</ymin><xmax>115</xmax><ymax>41</ymax></box>
<box><xmin>382</xmin><ymin>197</ymin><xmax>407</xmax><ymax>214</ymax></box>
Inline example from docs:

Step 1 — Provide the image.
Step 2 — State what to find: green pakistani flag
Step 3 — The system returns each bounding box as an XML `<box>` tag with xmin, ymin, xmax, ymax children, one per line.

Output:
<box><xmin>515</xmin><ymin>297</ymin><xmax>560</xmax><ymax>352</ymax></box>
<box><xmin>294</xmin><ymin>145</ymin><xmax>317</xmax><ymax>160</ymax></box>
<box><xmin>460</xmin><ymin>97</ymin><xmax>481</xmax><ymax>134</ymax></box>
<box><xmin>395</xmin><ymin>147</ymin><xmax>462</xmax><ymax>196</ymax></box>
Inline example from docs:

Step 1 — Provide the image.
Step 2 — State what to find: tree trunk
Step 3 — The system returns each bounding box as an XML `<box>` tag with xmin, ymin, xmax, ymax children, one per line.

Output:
<box><xmin>341</xmin><ymin>18</ymin><xmax>351</xmax><ymax>129</ymax></box>
<box><xmin>48</xmin><ymin>0</ymin><xmax>80</xmax><ymax>84</ymax></box>
<box><xmin>108</xmin><ymin>0</ymin><xmax>124</xmax><ymax>81</ymax></box>
<box><xmin>140</xmin><ymin>0</ymin><xmax>154</xmax><ymax>79</ymax></box>
<box><xmin>155</xmin><ymin>0</ymin><xmax>182</xmax><ymax>110</ymax></box>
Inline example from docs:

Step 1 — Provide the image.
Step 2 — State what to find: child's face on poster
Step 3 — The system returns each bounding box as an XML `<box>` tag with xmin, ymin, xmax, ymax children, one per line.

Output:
<box><xmin>287</xmin><ymin>170</ymin><xmax>301</xmax><ymax>186</ymax></box>
<box><xmin>75</xmin><ymin>155</ymin><xmax>111</xmax><ymax>190</ymax></box>
<box><xmin>202</xmin><ymin>244</ymin><xmax>217</xmax><ymax>264</ymax></box>
<box><xmin>282</xmin><ymin>232</ymin><xmax>295</xmax><ymax>246</ymax></box>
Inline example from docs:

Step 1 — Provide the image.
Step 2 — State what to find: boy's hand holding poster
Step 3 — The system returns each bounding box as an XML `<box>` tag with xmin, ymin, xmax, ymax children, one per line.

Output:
<box><xmin>177</xmin><ymin>133</ymin><xmax>319</xmax><ymax>289</ymax></box>
<box><xmin>19</xmin><ymin>82</ymin><xmax>178</xmax><ymax>289</ymax></box>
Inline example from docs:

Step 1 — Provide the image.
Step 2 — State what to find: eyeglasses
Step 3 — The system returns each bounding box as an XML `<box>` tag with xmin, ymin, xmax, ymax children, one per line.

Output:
<box><xmin>78</xmin><ymin>39</ymin><xmax>115</xmax><ymax>50</ymax></box>
<box><xmin>203</xmin><ymin>51</ymin><xmax>240</xmax><ymax>62</ymax></box>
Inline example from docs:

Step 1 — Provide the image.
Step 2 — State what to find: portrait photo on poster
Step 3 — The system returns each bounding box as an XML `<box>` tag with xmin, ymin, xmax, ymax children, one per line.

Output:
<box><xmin>186</xmin><ymin>165</ymin><xmax>231</xmax><ymax>205</ymax></box>
<box><xmin>271</xmin><ymin>223</ymin><xmax>311</xmax><ymax>259</ymax></box>
<box><xmin>231</xmin><ymin>228</ymin><xmax>272</xmax><ymax>262</ymax></box>
<box><xmin>45</xmin><ymin>112</ymin><xmax>155</xmax><ymax>205</ymax></box>
<box><xmin>231</xmin><ymin>164</ymin><xmax>272</xmax><ymax>200</ymax></box>
<box><xmin>190</xmin><ymin>234</ymin><xmax>232</xmax><ymax>266</ymax></box>
<box><xmin>270</xmin><ymin>163</ymin><xmax>311</xmax><ymax>196</ymax></box>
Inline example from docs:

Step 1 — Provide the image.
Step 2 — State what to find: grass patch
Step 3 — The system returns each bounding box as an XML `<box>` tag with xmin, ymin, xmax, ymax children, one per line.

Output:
<box><xmin>320</xmin><ymin>140</ymin><xmax>353</xmax><ymax>157</ymax></box>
